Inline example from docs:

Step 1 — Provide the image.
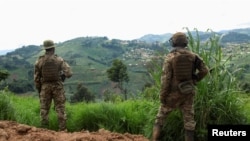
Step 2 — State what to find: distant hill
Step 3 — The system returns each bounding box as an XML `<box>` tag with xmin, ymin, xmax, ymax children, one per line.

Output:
<box><xmin>1</xmin><ymin>27</ymin><xmax>250</xmax><ymax>100</ymax></box>
<box><xmin>138</xmin><ymin>33</ymin><xmax>172</xmax><ymax>43</ymax></box>
<box><xmin>138</xmin><ymin>28</ymin><xmax>250</xmax><ymax>44</ymax></box>
<box><xmin>219</xmin><ymin>27</ymin><xmax>250</xmax><ymax>36</ymax></box>
<box><xmin>0</xmin><ymin>49</ymin><xmax>14</xmax><ymax>55</ymax></box>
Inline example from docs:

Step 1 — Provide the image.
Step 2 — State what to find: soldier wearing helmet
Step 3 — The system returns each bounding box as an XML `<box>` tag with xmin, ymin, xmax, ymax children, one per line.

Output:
<box><xmin>34</xmin><ymin>40</ymin><xmax>73</xmax><ymax>131</ymax></box>
<box><xmin>169</xmin><ymin>32</ymin><xmax>188</xmax><ymax>47</ymax></box>
<box><xmin>152</xmin><ymin>32</ymin><xmax>209</xmax><ymax>141</ymax></box>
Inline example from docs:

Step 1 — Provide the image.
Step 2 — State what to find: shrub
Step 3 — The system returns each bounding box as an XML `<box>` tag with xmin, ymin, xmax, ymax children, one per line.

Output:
<box><xmin>0</xmin><ymin>90</ymin><xmax>15</xmax><ymax>120</ymax></box>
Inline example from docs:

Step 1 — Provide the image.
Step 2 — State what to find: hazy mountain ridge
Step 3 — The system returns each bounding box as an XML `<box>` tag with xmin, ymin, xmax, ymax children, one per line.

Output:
<box><xmin>138</xmin><ymin>28</ymin><xmax>250</xmax><ymax>43</ymax></box>
<box><xmin>0</xmin><ymin>49</ymin><xmax>15</xmax><ymax>55</ymax></box>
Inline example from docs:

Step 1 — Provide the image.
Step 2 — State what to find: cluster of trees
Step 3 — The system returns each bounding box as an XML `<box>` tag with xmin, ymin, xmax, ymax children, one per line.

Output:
<box><xmin>70</xmin><ymin>83</ymin><xmax>95</xmax><ymax>103</ymax></box>
<box><xmin>70</xmin><ymin>59</ymin><xmax>129</xmax><ymax>102</ymax></box>
<box><xmin>0</xmin><ymin>70</ymin><xmax>9</xmax><ymax>82</ymax></box>
<box><xmin>106</xmin><ymin>59</ymin><xmax>129</xmax><ymax>100</ymax></box>
<box><xmin>0</xmin><ymin>70</ymin><xmax>34</xmax><ymax>94</ymax></box>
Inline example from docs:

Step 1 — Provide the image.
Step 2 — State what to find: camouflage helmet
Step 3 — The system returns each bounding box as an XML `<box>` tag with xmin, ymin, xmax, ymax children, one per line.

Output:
<box><xmin>43</xmin><ymin>40</ymin><xmax>55</xmax><ymax>49</ymax></box>
<box><xmin>169</xmin><ymin>32</ymin><xmax>188</xmax><ymax>47</ymax></box>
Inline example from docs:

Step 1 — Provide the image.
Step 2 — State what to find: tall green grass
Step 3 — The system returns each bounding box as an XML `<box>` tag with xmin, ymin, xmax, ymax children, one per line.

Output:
<box><xmin>141</xmin><ymin>28</ymin><xmax>249</xmax><ymax>141</ymax></box>
<box><xmin>0</xmin><ymin>90</ymin><xmax>155</xmax><ymax>136</ymax></box>
<box><xmin>187</xmin><ymin>28</ymin><xmax>248</xmax><ymax>140</ymax></box>
<box><xmin>68</xmin><ymin>100</ymin><xmax>152</xmax><ymax>133</ymax></box>
<box><xmin>241</xmin><ymin>94</ymin><xmax>250</xmax><ymax>123</ymax></box>
<box><xmin>0</xmin><ymin>90</ymin><xmax>15</xmax><ymax>120</ymax></box>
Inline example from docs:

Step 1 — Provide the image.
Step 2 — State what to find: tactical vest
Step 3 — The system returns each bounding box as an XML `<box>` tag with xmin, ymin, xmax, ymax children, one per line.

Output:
<box><xmin>172</xmin><ymin>49</ymin><xmax>195</xmax><ymax>82</ymax></box>
<box><xmin>41</xmin><ymin>55</ymin><xmax>61</xmax><ymax>82</ymax></box>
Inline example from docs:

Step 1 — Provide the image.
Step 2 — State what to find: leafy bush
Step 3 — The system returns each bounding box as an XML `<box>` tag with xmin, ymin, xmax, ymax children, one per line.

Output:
<box><xmin>70</xmin><ymin>83</ymin><xmax>95</xmax><ymax>103</ymax></box>
<box><xmin>0</xmin><ymin>70</ymin><xmax>9</xmax><ymax>82</ymax></box>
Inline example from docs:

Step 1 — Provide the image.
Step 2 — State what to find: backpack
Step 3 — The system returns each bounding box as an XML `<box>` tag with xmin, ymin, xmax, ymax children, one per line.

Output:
<box><xmin>41</xmin><ymin>55</ymin><xmax>61</xmax><ymax>82</ymax></box>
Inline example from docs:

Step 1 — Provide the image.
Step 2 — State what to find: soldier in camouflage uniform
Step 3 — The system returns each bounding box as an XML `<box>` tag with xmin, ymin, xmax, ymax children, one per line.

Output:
<box><xmin>34</xmin><ymin>40</ymin><xmax>72</xmax><ymax>131</ymax></box>
<box><xmin>152</xmin><ymin>32</ymin><xmax>209</xmax><ymax>141</ymax></box>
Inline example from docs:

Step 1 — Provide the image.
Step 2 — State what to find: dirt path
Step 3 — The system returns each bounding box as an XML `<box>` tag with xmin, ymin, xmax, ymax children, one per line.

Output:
<box><xmin>0</xmin><ymin>120</ymin><xmax>149</xmax><ymax>141</ymax></box>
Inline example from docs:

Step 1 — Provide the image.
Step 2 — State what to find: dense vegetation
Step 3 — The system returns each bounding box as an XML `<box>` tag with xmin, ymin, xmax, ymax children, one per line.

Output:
<box><xmin>1</xmin><ymin>29</ymin><xmax>250</xmax><ymax>141</ymax></box>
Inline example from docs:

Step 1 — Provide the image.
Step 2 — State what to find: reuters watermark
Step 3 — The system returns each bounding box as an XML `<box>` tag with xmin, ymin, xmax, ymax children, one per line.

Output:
<box><xmin>207</xmin><ymin>124</ymin><xmax>250</xmax><ymax>140</ymax></box>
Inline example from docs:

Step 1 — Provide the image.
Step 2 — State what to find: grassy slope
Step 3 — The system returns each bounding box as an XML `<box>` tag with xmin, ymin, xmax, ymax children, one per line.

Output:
<box><xmin>24</xmin><ymin>37</ymin><xmax>153</xmax><ymax>99</ymax></box>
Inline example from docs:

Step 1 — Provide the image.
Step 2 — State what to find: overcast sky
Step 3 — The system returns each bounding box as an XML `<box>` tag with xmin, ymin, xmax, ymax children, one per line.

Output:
<box><xmin>0</xmin><ymin>0</ymin><xmax>249</xmax><ymax>50</ymax></box>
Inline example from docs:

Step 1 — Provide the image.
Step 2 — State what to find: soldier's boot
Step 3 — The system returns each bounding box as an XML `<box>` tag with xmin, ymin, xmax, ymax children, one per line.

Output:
<box><xmin>41</xmin><ymin>120</ymin><xmax>49</xmax><ymax>129</ymax></box>
<box><xmin>59</xmin><ymin>119</ymin><xmax>67</xmax><ymax>132</ymax></box>
<box><xmin>152</xmin><ymin>124</ymin><xmax>162</xmax><ymax>141</ymax></box>
<box><xmin>185</xmin><ymin>130</ymin><xmax>194</xmax><ymax>141</ymax></box>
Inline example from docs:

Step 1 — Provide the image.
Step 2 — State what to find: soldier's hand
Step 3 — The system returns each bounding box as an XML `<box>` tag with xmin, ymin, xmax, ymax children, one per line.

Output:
<box><xmin>61</xmin><ymin>74</ymin><xmax>66</xmax><ymax>82</ymax></box>
<box><xmin>36</xmin><ymin>86</ymin><xmax>41</xmax><ymax>93</ymax></box>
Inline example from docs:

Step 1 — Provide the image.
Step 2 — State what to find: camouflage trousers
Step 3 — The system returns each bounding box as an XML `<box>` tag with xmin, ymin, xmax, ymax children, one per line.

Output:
<box><xmin>154</xmin><ymin>91</ymin><xmax>196</xmax><ymax>131</ymax></box>
<box><xmin>39</xmin><ymin>82</ymin><xmax>67</xmax><ymax>131</ymax></box>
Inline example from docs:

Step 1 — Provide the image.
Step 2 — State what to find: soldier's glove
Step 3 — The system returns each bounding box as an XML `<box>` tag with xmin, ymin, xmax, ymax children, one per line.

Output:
<box><xmin>37</xmin><ymin>86</ymin><xmax>41</xmax><ymax>98</ymax></box>
<box><xmin>38</xmin><ymin>87</ymin><xmax>41</xmax><ymax>93</ymax></box>
<box><xmin>61</xmin><ymin>74</ymin><xmax>66</xmax><ymax>82</ymax></box>
<box><xmin>36</xmin><ymin>84</ymin><xmax>41</xmax><ymax>93</ymax></box>
<box><xmin>60</xmin><ymin>71</ymin><xmax>66</xmax><ymax>82</ymax></box>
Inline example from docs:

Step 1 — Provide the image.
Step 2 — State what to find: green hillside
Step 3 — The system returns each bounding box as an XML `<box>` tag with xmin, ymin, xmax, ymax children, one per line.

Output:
<box><xmin>1</xmin><ymin>27</ymin><xmax>250</xmax><ymax>100</ymax></box>
<box><xmin>0</xmin><ymin>36</ymin><xmax>166</xmax><ymax>100</ymax></box>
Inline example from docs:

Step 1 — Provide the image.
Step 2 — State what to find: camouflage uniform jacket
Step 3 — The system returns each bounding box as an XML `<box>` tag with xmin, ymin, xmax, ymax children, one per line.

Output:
<box><xmin>160</xmin><ymin>47</ymin><xmax>208</xmax><ymax>103</ymax></box>
<box><xmin>34</xmin><ymin>53</ymin><xmax>73</xmax><ymax>91</ymax></box>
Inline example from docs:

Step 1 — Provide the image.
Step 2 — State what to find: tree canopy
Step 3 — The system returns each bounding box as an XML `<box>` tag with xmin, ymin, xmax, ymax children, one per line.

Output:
<box><xmin>0</xmin><ymin>70</ymin><xmax>9</xmax><ymax>82</ymax></box>
<box><xmin>106</xmin><ymin>59</ymin><xmax>129</xmax><ymax>83</ymax></box>
<box><xmin>106</xmin><ymin>59</ymin><xmax>129</xmax><ymax>99</ymax></box>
